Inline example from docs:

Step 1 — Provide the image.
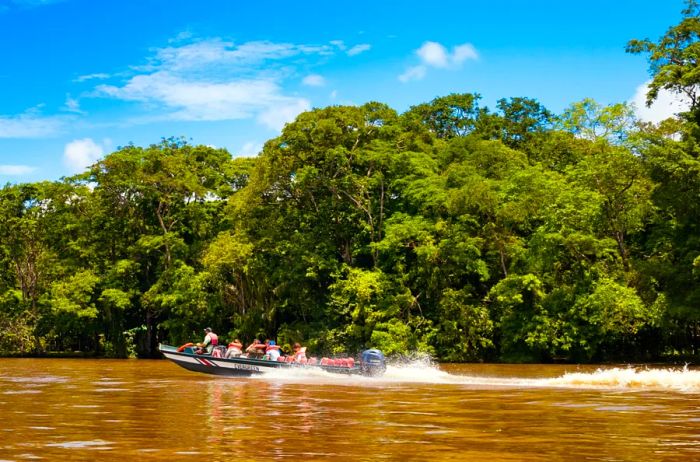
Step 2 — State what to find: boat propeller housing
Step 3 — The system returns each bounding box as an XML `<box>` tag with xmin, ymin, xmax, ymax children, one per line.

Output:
<box><xmin>360</xmin><ymin>349</ymin><xmax>386</xmax><ymax>376</ymax></box>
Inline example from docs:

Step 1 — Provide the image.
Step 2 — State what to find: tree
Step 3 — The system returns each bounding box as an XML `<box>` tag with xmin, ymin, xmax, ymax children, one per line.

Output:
<box><xmin>0</xmin><ymin>183</ymin><xmax>62</xmax><ymax>352</ymax></box>
<box><xmin>629</xmin><ymin>1</ymin><xmax>700</xmax><ymax>351</ymax></box>
<box><xmin>404</xmin><ymin>93</ymin><xmax>481</xmax><ymax>139</ymax></box>
<box><xmin>82</xmin><ymin>139</ymin><xmax>237</xmax><ymax>356</ymax></box>
<box><xmin>0</xmin><ymin>86</ymin><xmax>695</xmax><ymax>362</ymax></box>
<box><xmin>627</xmin><ymin>0</ymin><xmax>700</xmax><ymax>118</ymax></box>
<box><xmin>559</xmin><ymin>98</ymin><xmax>637</xmax><ymax>143</ymax></box>
<box><xmin>484</xmin><ymin>97</ymin><xmax>554</xmax><ymax>150</ymax></box>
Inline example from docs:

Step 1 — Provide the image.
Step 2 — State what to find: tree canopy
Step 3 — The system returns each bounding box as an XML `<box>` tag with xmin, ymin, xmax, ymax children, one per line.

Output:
<box><xmin>1</xmin><ymin>4</ymin><xmax>699</xmax><ymax>362</ymax></box>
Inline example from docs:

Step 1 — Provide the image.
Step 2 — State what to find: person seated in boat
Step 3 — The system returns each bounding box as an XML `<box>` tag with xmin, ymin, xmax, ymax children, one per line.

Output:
<box><xmin>225</xmin><ymin>339</ymin><xmax>243</xmax><ymax>358</ymax></box>
<box><xmin>292</xmin><ymin>342</ymin><xmax>307</xmax><ymax>362</ymax></box>
<box><xmin>245</xmin><ymin>339</ymin><xmax>266</xmax><ymax>358</ymax></box>
<box><xmin>196</xmin><ymin>327</ymin><xmax>218</xmax><ymax>355</ymax></box>
<box><xmin>264</xmin><ymin>340</ymin><xmax>281</xmax><ymax>361</ymax></box>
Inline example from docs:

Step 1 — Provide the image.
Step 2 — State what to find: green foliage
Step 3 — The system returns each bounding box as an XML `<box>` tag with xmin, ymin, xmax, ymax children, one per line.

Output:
<box><xmin>404</xmin><ymin>93</ymin><xmax>481</xmax><ymax>139</ymax></box>
<box><xmin>371</xmin><ymin>319</ymin><xmax>416</xmax><ymax>356</ymax></box>
<box><xmin>327</xmin><ymin>267</ymin><xmax>396</xmax><ymax>351</ymax></box>
<box><xmin>435</xmin><ymin>288</ymin><xmax>493</xmax><ymax>361</ymax></box>
<box><xmin>0</xmin><ymin>291</ymin><xmax>34</xmax><ymax>354</ymax></box>
<box><xmin>627</xmin><ymin>0</ymin><xmax>700</xmax><ymax>119</ymax></box>
<box><xmin>559</xmin><ymin>98</ymin><xmax>637</xmax><ymax>143</ymax></box>
<box><xmin>0</xmin><ymin>77</ymin><xmax>698</xmax><ymax>361</ymax></box>
<box><xmin>576</xmin><ymin>278</ymin><xmax>657</xmax><ymax>336</ymax></box>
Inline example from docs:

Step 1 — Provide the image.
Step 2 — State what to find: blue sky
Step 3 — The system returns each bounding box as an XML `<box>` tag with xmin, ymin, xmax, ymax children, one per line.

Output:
<box><xmin>0</xmin><ymin>0</ymin><xmax>689</xmax><ymax>183</ymax></box>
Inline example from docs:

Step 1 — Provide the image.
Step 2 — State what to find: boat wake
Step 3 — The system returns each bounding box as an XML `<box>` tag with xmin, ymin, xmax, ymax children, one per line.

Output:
<box><xmin>251</xmin><ymin>361</ymin><xmax>700</xmax><ymax>393</ymax></box>
<box><xmin>546</xmin><ymin>366</ymin><xmax>700</xmax><ymax>392</ymax></box>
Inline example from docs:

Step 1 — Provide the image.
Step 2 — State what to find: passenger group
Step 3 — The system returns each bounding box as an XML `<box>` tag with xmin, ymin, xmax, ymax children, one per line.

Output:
<box><xmin>194</xmin><ymin>328</ymin><xmax>307</xmax><ymax>363</ymax></box>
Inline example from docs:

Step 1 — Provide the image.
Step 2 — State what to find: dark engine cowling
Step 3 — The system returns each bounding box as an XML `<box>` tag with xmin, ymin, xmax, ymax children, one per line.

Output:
<box><xmin>360</xmin><ymin>349</ymin><xmax>386</xmax><ymax>376</ymax></box>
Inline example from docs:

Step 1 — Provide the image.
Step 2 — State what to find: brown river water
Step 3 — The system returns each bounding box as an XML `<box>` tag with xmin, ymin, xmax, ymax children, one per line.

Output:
<box><xmin>0</xmin><ymin>359</ymin><xmax>698</xmax><ymax>461</ymax></box>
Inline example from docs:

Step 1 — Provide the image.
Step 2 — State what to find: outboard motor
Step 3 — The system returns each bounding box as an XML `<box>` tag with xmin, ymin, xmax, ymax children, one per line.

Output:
<box><xmin>360</xmin><ymin>349</ymin><xmax>386</xmax><ymax>376</ymax></box>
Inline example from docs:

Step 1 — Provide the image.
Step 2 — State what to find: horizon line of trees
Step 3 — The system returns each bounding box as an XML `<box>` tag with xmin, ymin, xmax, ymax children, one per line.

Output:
<box><xmin>0</xmin><ymin>3</ymin><xmax>698</xmax><ymax>362</ymax></box>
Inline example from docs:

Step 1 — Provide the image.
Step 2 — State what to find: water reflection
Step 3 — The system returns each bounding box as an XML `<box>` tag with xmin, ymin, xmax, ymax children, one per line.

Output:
<box><xmin>0</xmin><ymin>359</ymin><xmax>698</xmax><ymax>461</ymax></box>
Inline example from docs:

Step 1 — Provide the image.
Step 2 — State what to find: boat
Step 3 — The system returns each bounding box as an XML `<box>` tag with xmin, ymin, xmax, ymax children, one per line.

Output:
<box><xmin>159</xmin><ymin>343</ymin><xmax>387</xmax><ymax>377</ymax></box>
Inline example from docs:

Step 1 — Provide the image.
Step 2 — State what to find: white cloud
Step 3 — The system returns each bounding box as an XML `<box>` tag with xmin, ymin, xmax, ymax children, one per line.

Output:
<box><xmin>417</xmin><ymin>42</ymin><xmax>449</xmax><ymax>68</ymax></box>
<box><xmin>400</xmin><ymin>40</ymin><xmax>479</xmax><ymax>83</ymax></box>
<box><xmin>398</xmin><ymin>65</ymin><xmax>427</xmax><ymax>82</ymax></box>
<box><xmin>92</xmin><ymin>38</ymin><xmax>327</xmax><ymax>129</ymax></box>
<box><xmin>0</xmin><ymin>165</ymin><xmax>35</xmax><ymax>175</ymax></box>
<box><xmin>452</xmin><ymin>43</ymin><xmax>479</xmax><ymax>64</ymax></box>
<box><xmin>98</xmin><ymin>72</ymin><xmax>304</xmax><ymax>121</ymax></box>
<box><xmin>63</xmin><ymin>94</ymin><xmax>83</xmax><ymax>114</ymax></box>
<box><xmin>74</xmin><ymin>72</ymin><xmax>110</xmax><ymax>83</ymax></box>
<box><xmin>238</xmin><ymin>141</ymin><xmax>263</xmax><ymax>156</ymax></box>
<box><xmin>330</xmin><ymin>40</ymin><xmax>346</xmax><ymax>50</ymax></box>
<box><xmin>302</xmin><ymin>74</ymin><xmax>326</xmax><ymax>86</ymax></box>
<box><xmin>0</xmin><ymin>112</ymin><xmax>65</xmax><ymax>138</ymax></box>
<box><xmin>347</xmin><ymin>44</ymin><xmax>371</xmax><ymax>56</ymax></box>
<box><xmin>63</xmin><ymin>138</ymin><xmax>105</xmax><ymax>173</ymax></box>
<box><xmin>170</xmin><ymin>30</ymin><xmax>194</xmax><ymax>43</ymax></box>
<box><xmin>330</xmin><ymin>90</ymin><xmax>338</xmax><ymax>100</ymax></box>
<box><xmin>630</xmin><ymin>80</ymin><xmax>691</xmax><ymax>123</ymax></box>
<box><xmin>150</xmin><ymin>38</ymin><xmax>332</xmax><ymax>73</ymax></box>
<box><xmin>417</xmin><ymin>41</ymin><xmax>478</xmax><ymax>68</ymax></box>
<box><xmin>257</xmin><ymin>98</ymin><xmax>310</xmax><ymax>131</ymax></box>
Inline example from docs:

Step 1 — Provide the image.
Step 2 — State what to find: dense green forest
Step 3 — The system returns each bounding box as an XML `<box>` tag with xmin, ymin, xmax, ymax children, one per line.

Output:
<box><xmin>1</xmin><ymin>5</ymin><xmax>699</xmax><ymax>362</ymax></box>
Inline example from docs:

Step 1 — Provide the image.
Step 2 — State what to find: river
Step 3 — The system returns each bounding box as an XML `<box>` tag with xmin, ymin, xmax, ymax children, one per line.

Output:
<box><xmin>0</xmin><ymin>359</ymin><xmax>698</xmax><ymax>461</ymax></box>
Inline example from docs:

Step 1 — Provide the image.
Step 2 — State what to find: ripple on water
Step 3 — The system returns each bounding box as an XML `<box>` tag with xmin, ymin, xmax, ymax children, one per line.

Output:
<box><xmin>0</xmin><ymin>375</ymin><xmax>69</xmax><ymax>384</ymax></box>
<box><xmin>2</xmin><ymin>389</ymin><xmax>43</xmax><ymax>395</ymax></box>
<box><xmin>94</xmin><ymin>381</ymin><xmax>128</xmax><ymax>386</ymax></box>
<box><xmin>594</xmin><ymin>405</ymin><xmax>661</xmax><ymax>412</ymax></box>
<box><xmin>45</xmin><ymin>439</ymin><xmax>113</xmax><ymax>449</ymax></box>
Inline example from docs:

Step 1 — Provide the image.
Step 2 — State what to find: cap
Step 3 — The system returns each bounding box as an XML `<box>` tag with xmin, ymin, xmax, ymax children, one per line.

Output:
<box><xmin>269</xmin><ymin>340</ymin><xmax>275</xmax><ymax>346</ymax></box>
<box><xmin>204</xmin><ymin>327</ymin><xmax>212</xmax><ymax>333</ymax></box>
